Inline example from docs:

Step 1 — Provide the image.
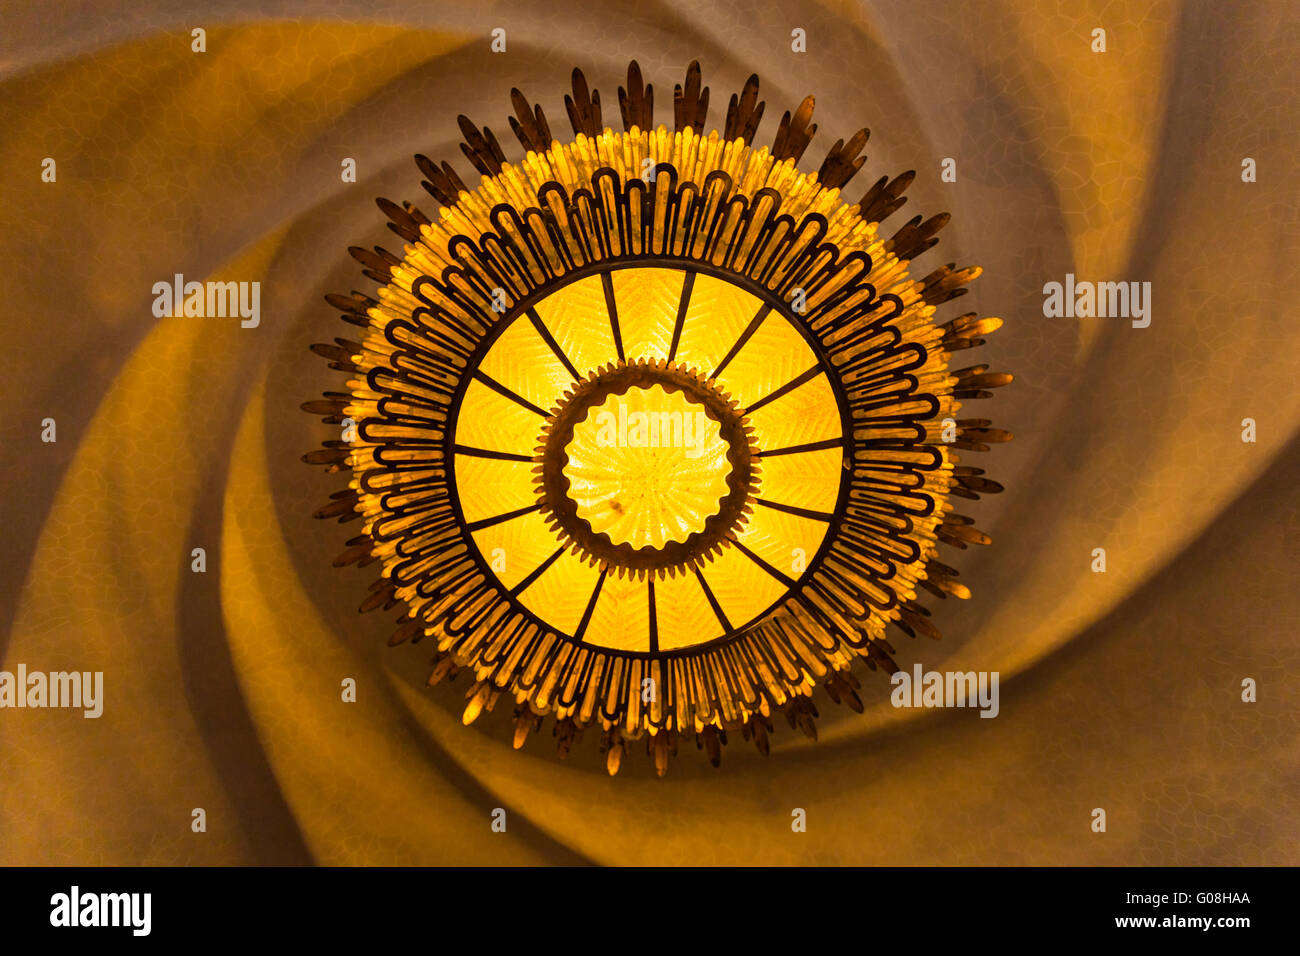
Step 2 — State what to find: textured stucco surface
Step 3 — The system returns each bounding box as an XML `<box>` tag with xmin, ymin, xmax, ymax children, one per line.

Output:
<box><xmin>1</xmin><ymin>0</ymin><xmax>1296</xmax><ymax>864</ymax></box>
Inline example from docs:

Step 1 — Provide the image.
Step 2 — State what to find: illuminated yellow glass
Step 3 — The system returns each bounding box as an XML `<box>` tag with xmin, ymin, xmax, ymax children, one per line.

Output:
<box><xmin>564</xmin><ymin>385</ymin><xmax>729</xmax><ymax>549</ymax></box>
<box><xmin>448</xmin><ymin>264</ymin><xmax>842</xmax><ymax>651</ymax></box>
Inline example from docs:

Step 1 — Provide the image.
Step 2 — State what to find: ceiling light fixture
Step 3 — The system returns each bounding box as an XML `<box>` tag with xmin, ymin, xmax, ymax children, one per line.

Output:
<box><xmin>303</xmin><ymin>60</ymin><xmax>1013</xmax><ymax>775</ymax></box>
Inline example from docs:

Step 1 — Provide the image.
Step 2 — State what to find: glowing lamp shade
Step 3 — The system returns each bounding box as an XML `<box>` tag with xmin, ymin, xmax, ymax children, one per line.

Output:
<box><xmin>304</xmin><ymin>60</ymin><xmax>1012</xmax><ymax>775</ymax></box>
<box><xmin>561</xmin><ymin>382</ymin><xmax>732</xmax><ymax>552</ymax></box>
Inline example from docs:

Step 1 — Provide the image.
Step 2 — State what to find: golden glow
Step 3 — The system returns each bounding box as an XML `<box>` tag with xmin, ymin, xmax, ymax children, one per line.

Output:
<box><xmin>445</xmin><ymin>263</ymin><xmax>846</xmax><ymax>654</ymax></box>
<box><xmin>443</xmin><ymin>264</ymin><xmax>844</xmax><ymax>653</ymax></box>
<box><xmin>516</xmin><ymin>548</ymin><xmax>602</xmax><ymax>635</ymax></box>
<box><xmin>312</xmin><ymin>96</ymin><xmax>1011</xmax><ymax>772</ymax></box>
<box><xmin>564</xmin><ymin>385</ymin><xmax>729</xmax><ymax>550</ymax></box>
<box><xmin>606</xmin><ymin>268</ymin><xmax>685</xmax><ymax>357</ymax></box>
<box><xmin>453</xmin><ymin>455</ymin><xmax>536</xmax><ymax>522</ymax></box>
<box><xmin>583</xmin><ymin>571</ymin><xmax>652</xmax><ymax>652</ymax></box>
<box><xmin>672</xmin><ymin>274</ymin><xmax>768</xmax><ymax>374</ymax></box>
